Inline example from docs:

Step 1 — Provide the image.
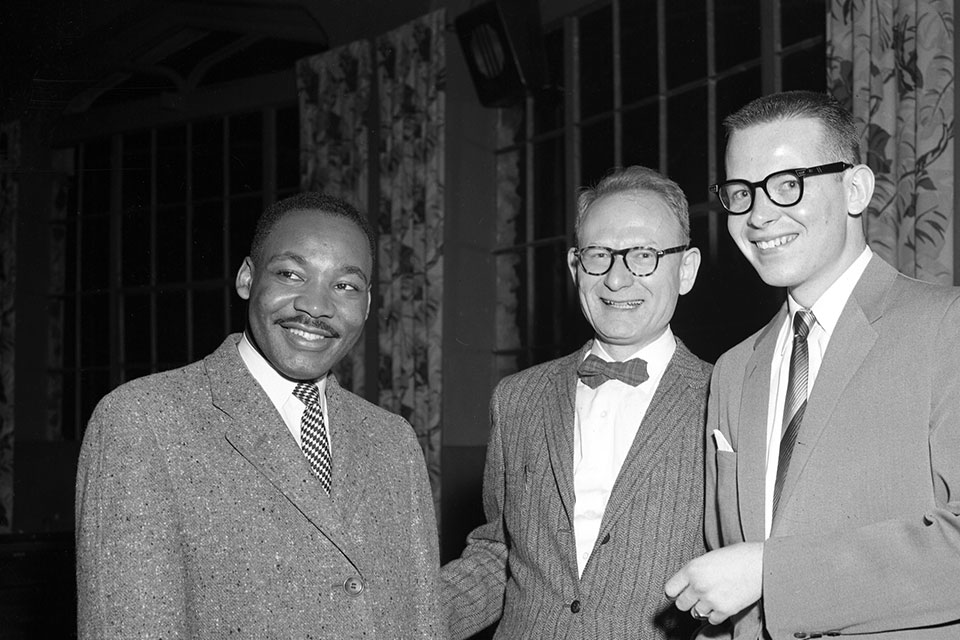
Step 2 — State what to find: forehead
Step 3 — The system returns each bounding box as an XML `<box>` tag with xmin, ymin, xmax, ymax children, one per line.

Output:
<box><xmin>726</xmin><ymin>117</ymin><xmax>828</xmax><ymax>174</ymax></box>
<box><xmin>581</xmin><ymin>191</ymin><xmax>680</xmax><ymax>243</ymax></box>
<box><xmin>263</xmin><ymin>209</ymin><xmax>371</xmax><ymax>263</ymax></box>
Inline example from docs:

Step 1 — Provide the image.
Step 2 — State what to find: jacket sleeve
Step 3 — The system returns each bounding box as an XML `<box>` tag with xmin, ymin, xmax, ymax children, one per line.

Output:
<box><xmin>75</xmin><ymin>391</ymin><xmax>187</xmax><ymax>640</ymax></box>
<box><xmin>440</xmin><ymin>385</ymin><xmax>509</xmax><ymax>639</ymax></box>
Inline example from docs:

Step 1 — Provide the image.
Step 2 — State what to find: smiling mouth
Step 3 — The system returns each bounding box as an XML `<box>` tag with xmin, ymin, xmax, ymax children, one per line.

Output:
<box><xmin>754</xmin><ymin>234</ymin><xmax>798</xmax><ymax>250</ymax></box>
<box><xmin>601</xmin><ymin>298</ymin><xmax>643</xmax><ymax>309</ymax></box>
<box><xmin>285</xmin><ymin>327</ymin><xmax>332</xmax><ymax>342</ymax></box>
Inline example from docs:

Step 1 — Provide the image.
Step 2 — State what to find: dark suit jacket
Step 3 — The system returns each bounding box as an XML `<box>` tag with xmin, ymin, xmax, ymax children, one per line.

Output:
<box><xmin>76</xmin><ymin>334</ymin><xmax>444</xmax><ymax>639</ymax></box>
<box><xmin>707</xmin><ymin>256</ymin><xmax>960</xmax><ymax>639</ymax></box>
<box><xmin>442</xmin><ymin>340</ymin><xmax>712</xmax><ymax>640</ymax></box>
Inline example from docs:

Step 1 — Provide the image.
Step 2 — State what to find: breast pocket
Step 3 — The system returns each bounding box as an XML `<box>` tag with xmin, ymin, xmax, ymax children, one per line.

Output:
<box><xmin>715</xmin><ymin>451</ymin><xmax>744</xmax><ymax>545</ymax></box>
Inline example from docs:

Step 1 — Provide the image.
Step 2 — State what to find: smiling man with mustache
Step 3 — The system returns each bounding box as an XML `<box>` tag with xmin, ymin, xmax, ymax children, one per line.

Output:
<box><xmin>76</xmin><ymin>192</ymin><xmax>444</xmax><ymax>639</ymax></box>
<box><xmin>441</xmin><ymin>166</ymin><xmax>712</xmax><ymax>640</ymax></box>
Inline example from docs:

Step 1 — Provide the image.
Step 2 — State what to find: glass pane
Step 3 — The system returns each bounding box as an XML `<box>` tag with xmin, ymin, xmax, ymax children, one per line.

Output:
<box><xmin>81</xmin><ymin>138</ymin><xmax>111</xmax><ymax>215</ymax></box>
<box><xmin>622</xmin><ymin>103</ymin><xmax>660</xmax><ymax>171</ymax></box>
<box><xmin>532</xmin><ymin>135</ymin><xmax>566</xmax><ymax>241</ymax></box>
<box><xmin>495</xmin><ymin>148</ymin><xmax>525</xmax><ymax>247</ymax></box>
<box><xmin>156</xmin><ymin>206</ymin><xmax>186</xmax><ymax>283</ymax></box>
<box><xmin>783</xmin><ymin>0</ymin><xmax>826</xmax><ymax>47</ymax></box>
<box><xmin>156</xmin><ymin>288</ymin><xmax>188</xmax><ymax>365</ymax></box>
<box><xmin>80</xmin><ymin>214</ymin><xmax>110</xmax><ymax>290</ymax></box>
<box><xmin>535</xmin><ymin>27</ymin><xmax>565</xmax><ymax>135</ymax></box>
<box><xmin>667</xmin><ymin>86</ymin><xmax>708</xmax><ymax>202</ymax></box>
<box><xmin>782</xmin><ymin>46</ymin><xmax>826</xmax><ymax>92</ymax></box>
<box><xmin>122</xmin><ymin>130</ymin><xmax>151</xmax><ymax>212</ymax></box>
<box><xmin>192</xmin><ymin>118</ymin><xmax>224</xmax><ymax>200</ymax></box>
<box><xmin>193</xmin><ymin>289</ymin><xmax>226</xmax><ymax>358</ymax></box>
<box><xmin>63</xmin><ymin>294</ymin><xmax>76</xmax><ymax>368</ymax></box>
<box><xmin>228</xmin><ymin>195</ymin><xmax>261</xmax><ymax>271</ymax></box>
<box><xmin>666</xmin><ymin>0</ymin><xmax>706</xmax><ymax>88</ymax></box>
<box><xmin>620</xmin><ymin>0</ymin><xmax>659</xmax><ymax>104</ymax></box>
<box><xmin>60</xmin><ymin>372</ymin><xmax>76</xmax><ymax>440</ymax></box>
<box><xmin>716</xmin><ymin>0</ymin><xmax>761</xmax><ymax>71</ymax></box>
<box><xmin>579</xmin><ymin>5</ymin><xmax>613</xmax><ymax>118</ymax></box>
<box><xmin>276</xmin><ymin>105</ymin><xmax>300</xmax><ymax>190</ymax></box>
<box><xmin>80</xmin><ymin>368</ymin><xmax>111</xmax><ymax>430</ymax></box>
<box><xmin>79</xmin><ymin>292</ymin><xmax>110</xmax><ymax>367</ymax></box>
<box><xmin>192</xmin><ymin>200</ymin><xmax>225</xmax><ymax>281</ymax></box>
<box><xmin>122</xmin><ymin>206</ymin><xmax>152</xmax><ymax>286</ymax></box>
<box><xmin>156</xmin><ymin>125</ymin><xmax>187</xmax><ymax>205</ymax></box>
<box><xmin>529</xmin><ymin>243</ymin><xmax>589</xmax><ymax>360</ymax></box>
<box><xmin>580</xmin><ymin>117</ymin><xmax>614</xmax><ymax>190</ymax></box>
<box><xmin>123</xmin><ymin>293</ymin><xmax>152</xmax><ymax>366</ymax></box>
<box><xmin>229</xmin><ymin>112</ymin><xmax>263</xmax><ymax>194</ymax></box>
<box><xmin>716</xmin><ymin>68</ymin><xmax>762</xmax><ymax>177</ymax></box>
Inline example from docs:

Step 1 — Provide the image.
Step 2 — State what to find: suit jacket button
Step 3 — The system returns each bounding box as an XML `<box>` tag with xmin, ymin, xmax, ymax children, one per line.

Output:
<box><xmin>343</xmin><ymin>576</ymin><xmax>364</xmax><ymax>596</ymax></box>
<box><xmin>601</xmin><ymin>533</ymin><xmax>611</xmax><ymax>544</ymax></box>
<box><xmin>793</xmin><ymin>634</ymin><xmax>808</xmax><ymax>639</ymax></box>
<box><xmin>570</xmin><ymin>599</ymin><xmax>581</xmax><ymax>614</ymax></box>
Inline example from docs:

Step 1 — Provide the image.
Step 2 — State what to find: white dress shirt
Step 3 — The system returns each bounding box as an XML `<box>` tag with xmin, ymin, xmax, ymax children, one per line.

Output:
<box><xmin>763</xmin><ymin>247</ymin><xmax>873</xmax><ymax>536</ymax></box>
<box><xmin>573</xmin><ymin>327</ymin><xmax>677</xmax><ymax>576</ymax></box>
<box><xmin>236</xmin><ymin>333</ymin><xmax>332</xmax><ymax>451</ymax></box>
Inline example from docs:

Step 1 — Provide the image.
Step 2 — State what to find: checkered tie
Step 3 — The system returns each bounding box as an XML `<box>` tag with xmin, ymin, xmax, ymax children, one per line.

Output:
<box><xmin>773</xmin><ymin>309</ymin><xmax>815</xmax><ymax>518</ymax></box>
<box><xmin>576</xmin><ymin>354</ymin><xmax>649</xmax><ymax>389</ymax></box>
<box><xmin>293</xmin><ymin>382</ymin><xmax>332</xmax><ymax>494</ymax></box>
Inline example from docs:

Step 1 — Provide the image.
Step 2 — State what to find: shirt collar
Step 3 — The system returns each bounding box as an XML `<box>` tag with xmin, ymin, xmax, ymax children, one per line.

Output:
<box><xmin>589</xmin><ymin>326</ymin><xmax>677</xmax><ymax>381</ymax></box>
<box><xmin>787</xmin><ymin>246</ymin><xmax>873</xmax><ymax>337</ymax></box>
<box><xmin>237</xmin><ymin>332</ymin><xmax>328</xmax><ymax>414</ymax></box>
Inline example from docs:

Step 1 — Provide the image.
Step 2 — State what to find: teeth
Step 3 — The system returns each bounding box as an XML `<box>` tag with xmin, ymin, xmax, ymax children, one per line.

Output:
<box><xmin>287</xmin><ymin>328</ymin><xmax>325</xmax><ymax>341</ymax></box>
<box><xmin>756</xmin><ymin>234</ymin><xmax>797</xmax><ymax>250</ymax></box>
<box><xmin>603</xmin><ymin>300</ymin><xmax>643</xmax><ymax>309</ymax></box>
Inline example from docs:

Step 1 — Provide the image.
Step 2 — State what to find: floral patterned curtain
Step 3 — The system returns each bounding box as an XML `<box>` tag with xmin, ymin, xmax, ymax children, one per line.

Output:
<box><xmin>375</xmin><ymin>10</ymin><xmax>445</xmax><ymax>501</ymax></box>
<box><xmin>827</xmin><ymin>0</ymin><xmax>954</xmax><ymax>284</ymax></box>
<box><xmin>0</xmin><ymin>121</ymin><xmax>19</xmax><ymax>532</ymax></box>
<box><xmin>297</xmin><ymin>10</ymin><xmax>445</xmax><ymax>504</ymax></box>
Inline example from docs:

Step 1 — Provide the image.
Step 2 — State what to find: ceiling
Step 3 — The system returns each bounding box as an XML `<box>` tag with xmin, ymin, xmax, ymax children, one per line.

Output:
<box><xmin>1</xmin><ymin>0</ymin><xmax>435</xmax><ymax>121</ymax></box>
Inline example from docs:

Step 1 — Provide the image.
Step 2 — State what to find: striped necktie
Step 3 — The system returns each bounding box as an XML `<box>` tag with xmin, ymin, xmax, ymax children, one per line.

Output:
<box><xmin>773</xmin><ymin>309</ymin><xmax>815</xmax><ymax>518</ymax></box>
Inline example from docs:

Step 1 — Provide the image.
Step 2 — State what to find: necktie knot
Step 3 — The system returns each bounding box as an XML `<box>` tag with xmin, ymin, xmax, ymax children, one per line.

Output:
<box><xmin>577</xmin><ymin>354</ymin><xmax>649</xmax><ymax>389</ymax></box>
<box><xmin>293</xmin><ymin>382</ymin><xmax>321</xmax><ymax>407</ymax></box>
<box><xmin>793</xmin><ymin>309</ymin><xmax>815</xmax><ymax>341</ymax></box>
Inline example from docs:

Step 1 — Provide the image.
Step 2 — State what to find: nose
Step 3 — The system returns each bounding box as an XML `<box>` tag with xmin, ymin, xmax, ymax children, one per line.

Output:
<box><xmin>603</xmin><ymin>254</ymin><xmax>634</xmax><ymax>290</ymax></box>
<box><xmin>294</xmin><ymin>284</ymin><xmax>334</xmax><ymax>318</ymax></box>
<box><xmin>745</xmin><ymin>187</ymin><xmax>780</xmax><ymax>228</ymax></box>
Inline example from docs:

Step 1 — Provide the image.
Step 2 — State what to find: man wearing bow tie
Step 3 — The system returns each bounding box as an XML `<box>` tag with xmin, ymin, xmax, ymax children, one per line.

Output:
<box><xmin>441</xmin><ymin>166</ymin><xmax>712</xmax><ymax>639</ymax></box>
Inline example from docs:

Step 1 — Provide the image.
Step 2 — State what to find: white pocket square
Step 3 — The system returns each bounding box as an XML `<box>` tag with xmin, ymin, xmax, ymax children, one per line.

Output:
<box><xmin>712</xmin><ymin>429</ymin><xmax>734</xmax><ymax>453</ymax></box>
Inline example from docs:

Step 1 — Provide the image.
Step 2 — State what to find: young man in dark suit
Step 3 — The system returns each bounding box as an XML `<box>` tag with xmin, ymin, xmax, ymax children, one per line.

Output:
<box><xmin>442</xmin><ymin>166</ymin><xmax>712</xmax><ymax>639</ymax></box>
<box><xmin>76</xmin><ymin>192</ymin><xmax>444</xmax><ymax>639</ymax></box>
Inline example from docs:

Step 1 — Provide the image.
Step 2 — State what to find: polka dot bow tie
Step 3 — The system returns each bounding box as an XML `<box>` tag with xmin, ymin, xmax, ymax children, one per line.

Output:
<box><xmin>576</xmin><ymin>354</ymin><xmax>649</xmax><ymax>389</ymax></box>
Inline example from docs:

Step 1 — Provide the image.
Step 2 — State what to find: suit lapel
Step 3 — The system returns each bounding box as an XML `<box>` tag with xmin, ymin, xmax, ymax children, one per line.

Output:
<box><xmin>543</xmin><ymin>348</ymin><xmax>583</xmax><ymax>526</ymax></box>
<box><xmin>325</xmin><ymin>376</ymin><xmax>368</xmax><ymax>527</ymax></box>
<box><xmin>772</xmin><ymin>257</ymin><xmax>891</xmax><ymax>531</ymax></box>
<box><xmin>598</xmin><ymin>342</ymin><xmax>707</xmax><ymax>535</ymax></box>
<box><xmin>739</xmin><ymin>309</ymin><xmax>784</xmax><ymax>542</ymax></box>
<box><xmin>205</xmin><ymin>337</ymin><xmax>363</xmax><ymax>569</ymax></box>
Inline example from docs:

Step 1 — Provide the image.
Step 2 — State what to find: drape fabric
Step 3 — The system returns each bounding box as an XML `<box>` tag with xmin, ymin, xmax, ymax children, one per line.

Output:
<box><xmin>297</xmin><ymin>9</ymin><xmax>445</xmax><ymax>505</ymax></box>
<box><xmin>827</xmin><ymin>0</ymin><xmax>955</xmax><ymax>283</ymax></box>
<box><xmin>0</xmin><ymin>121</ymin><xmax>19</xmax><ymax>532</ymax></box>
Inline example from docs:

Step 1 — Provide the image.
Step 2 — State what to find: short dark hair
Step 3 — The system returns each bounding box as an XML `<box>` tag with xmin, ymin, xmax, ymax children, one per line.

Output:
<box><xmin>723</xmin><ymin>90</ymin><xmax>861</xmax><ymax>164</ymax></box>
<box><xmin>248</xmin><ymin>192</ymin><xmax>377</xmax><ymax>265</ymax></box>
<box><xmin>575</xmin><ymin>165</ymin><xmax>690</xmax><ymax>244</ymax></box>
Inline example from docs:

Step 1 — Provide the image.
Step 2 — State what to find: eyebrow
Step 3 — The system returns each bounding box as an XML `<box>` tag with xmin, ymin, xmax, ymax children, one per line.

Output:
<box><xmin>267</xmin><ymin>252</ymin><xmax>370</xmax><ymax>284</ymax></box>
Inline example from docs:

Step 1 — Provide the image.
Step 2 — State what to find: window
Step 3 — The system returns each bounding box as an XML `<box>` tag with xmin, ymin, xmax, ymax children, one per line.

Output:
<box><xmin>494</xmin><ymin>0</ymin><xmax>826</xmax><ymax>372</ymax></box>
<box><xmin>51</xmin><ymin>106</ymin><xmax>300</xmax><ymax>439</ymax></box>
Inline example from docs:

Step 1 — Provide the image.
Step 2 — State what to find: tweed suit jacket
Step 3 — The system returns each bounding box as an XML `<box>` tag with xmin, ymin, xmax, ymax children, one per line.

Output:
<box><xmin>441</xmin><ymin>339</ymin><xmax>712</xmax><ymax>640</ymax></box>
<box><xmin>706</xmin><ymin>256</ymin><xmax>960</xmax><ymax>640</ymax></box>
<box><xmin>76</xmin><ymin>334</ymin><xmax>444</xmax><ymax>639</ymax></box>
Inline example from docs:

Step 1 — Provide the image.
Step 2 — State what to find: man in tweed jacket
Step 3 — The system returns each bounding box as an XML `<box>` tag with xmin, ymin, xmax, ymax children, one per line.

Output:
<box><xmin>441</xmin><ymin>166</ymin><xmax>712</xmax><ymax>639</ymax></box>
<box><xmin>76</xmin><ymin>193</ymin><xmax>444</xmax><ymax>639</ymax></box>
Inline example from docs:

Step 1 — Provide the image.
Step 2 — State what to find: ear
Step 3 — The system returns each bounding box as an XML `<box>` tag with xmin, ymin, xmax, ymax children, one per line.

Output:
<box><xmin>677</xmin><ymin>247</ymin><xmax>701</xmax><ymax>296</ymax></box>
<box><xmin>235</xmin><ymin>257</ymin><xmax>255</xmax><ymax>300</ymax></box>
<box><xmin>364</xmin><ymin>289</ymin><xmax>372</xmax><ymax>322</ymax></box>
<box><xmin>846</xmin><ymin>163</ymin><xmax>875</xmax><ymax>216</ymax></box>
<box><xmin>567</xmin><ymin>247</ymin><xmax>581</xmax><ymax>285</ymax></box>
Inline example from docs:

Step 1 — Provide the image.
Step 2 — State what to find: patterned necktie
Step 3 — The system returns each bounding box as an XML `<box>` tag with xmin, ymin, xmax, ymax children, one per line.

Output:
<box><xmin>773</xmin><ymin>309</ymin><xmax>816</xmax><ymax>518</ymax></box>
<box><xmin>293</xmin><ymin>382</ymin><xmax>332</xmax><ymax>494</ymax></box>
<box><xmin>576</xmin><ymin>354</ymin><xmax>649</xmax><ymax>389</ymax></box>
